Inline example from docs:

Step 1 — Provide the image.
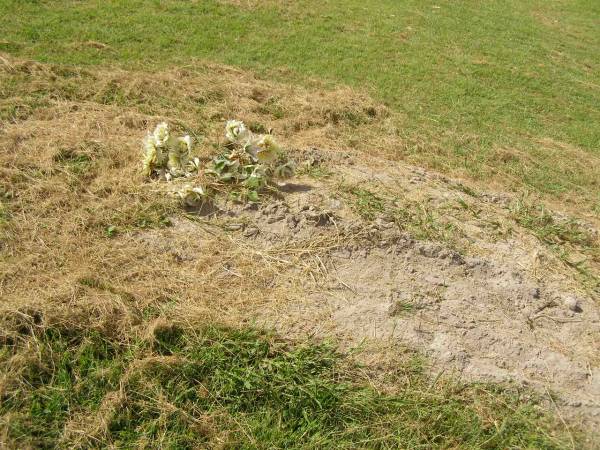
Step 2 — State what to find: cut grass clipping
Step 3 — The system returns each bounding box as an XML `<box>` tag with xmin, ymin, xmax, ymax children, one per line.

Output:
<box><xmin>0</xmin><ymin>320</ymin><xmax>575</xmax><ymax>449</ymax></box>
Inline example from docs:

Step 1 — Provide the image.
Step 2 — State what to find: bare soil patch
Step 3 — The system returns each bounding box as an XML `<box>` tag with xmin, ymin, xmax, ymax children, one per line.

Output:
<box><xmin>145</xmin><ymin>152</ymin><xmax>600</xmax><ymax>428</ymax></box>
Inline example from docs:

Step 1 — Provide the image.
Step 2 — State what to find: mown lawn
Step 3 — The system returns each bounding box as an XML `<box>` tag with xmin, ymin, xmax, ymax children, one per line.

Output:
<box><xmin>1</xmin><ymin>0</ymin><xmax>599</xmax><ymax>212</ymax></box>
<box><xmin>0</xmin><ymin>322</ymin><xmax>577</xmax><ymax>448</ymax></box>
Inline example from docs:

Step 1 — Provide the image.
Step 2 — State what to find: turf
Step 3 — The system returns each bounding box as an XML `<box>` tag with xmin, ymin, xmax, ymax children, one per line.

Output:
<box><xmin>0</xmin><ymin>0</ymin><xmax>599</xmax><ymax>212</ymax></box>
<box><xmin>0</xmin><ymin>321</ymin><xmax>576</xmax><ymax>449</ymax></box>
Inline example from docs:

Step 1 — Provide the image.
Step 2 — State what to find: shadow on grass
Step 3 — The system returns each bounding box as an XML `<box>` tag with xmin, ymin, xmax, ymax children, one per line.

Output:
<box><xmin>0</xmin><ymin>316</ymin><xmax>577</xmax><ymax>449</ymax></box>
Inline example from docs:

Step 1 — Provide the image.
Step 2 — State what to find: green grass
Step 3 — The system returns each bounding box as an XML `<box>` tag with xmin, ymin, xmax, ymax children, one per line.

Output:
<box><xmin>0</xmin><ymin>322</ymin><xmax>576</xmax><ymax>448</ymax></box>
<box><xmin>1</xmin><ymin>0</ymin><xmax>599</xmax><ymax>210</ymax></box>
<box><xmin>297</xmin><ymin>164</ymin><xmax>333</xmax><ymax>180</ymax></box>
<box><xmin>510</xmin><ymin>199</ymin><xmax>600</xmax><ymax>290</ymax></box>
<box><xmin>347</xmin><ymin>187</ymin><xmax>386</xmax><ymax>220</ymax></box>
<box><xmin>344</xmin><ymin>185</ymin><xmax>462</xmax><ymax>247</ymax></box>
<box><xmin>511</xmin><ymin>200</ymin><xmax>596</xmax><ymax>248</ymax></box>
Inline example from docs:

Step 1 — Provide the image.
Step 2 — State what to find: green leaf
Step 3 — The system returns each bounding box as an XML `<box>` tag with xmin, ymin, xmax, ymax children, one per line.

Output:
<box><xmin>245</xmin><ymin>176</ymin><xmax>261</xmax><ymax>189</ymax></box>
<box><xmin>106</xmin><ymin>225</ymin><xmax>117</xmax><ymax>237</ymax></box>
<box><xmin>219</xmin><ymin>172</ymin><xmax>235</xmax><ymax>182</ymax></box>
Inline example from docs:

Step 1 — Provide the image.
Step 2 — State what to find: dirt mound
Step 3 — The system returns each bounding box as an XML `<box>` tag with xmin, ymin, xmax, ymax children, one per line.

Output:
<box><xmin>1</xmin><ymin>55</ymin><xmax>599</xmax><ymax>432</ymax></box>
<box><xmin>145</xmin><ymin>155</ymin><xmax>599</xmax><ymax>426</ymax></box>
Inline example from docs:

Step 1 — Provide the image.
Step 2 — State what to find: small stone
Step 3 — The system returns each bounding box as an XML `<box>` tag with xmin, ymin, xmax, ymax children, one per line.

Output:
<box><xmin>307</xmin><ymin>211</ymin><xmax>333</xmax><ymax>226</ymax></box>
<box><xmin>438</xmin><ymin>249</ymin><xmax>450</xmax><ymax>259</ymax></box>
<box><xmin>356</xmin><ymin>248</ymin><xmax>368</xmax><ymax>258</ymax></box>
<box><xmin>564</xmin><ymin>296</ymin><xmax>581</xmax><ymax>312</ymax></box>
<box><xmin>425</xmin><ymin>275</ymin><xmax>447</xmax><ymax>287</ymax></box>
<box><xmin>327</xmin><ymin>199</ymin><xmax>342</xmax><ymax>210</ymax></box>
<box><xmin>374</xmin><ymin>217</ymin><xmax>394</xmax><ymax>230</ymax></box>
<box><xmin>448</xmin><ymin>253</ymin><xmax>465</xmax><ymax>265</ymax></box>
<box><xmin>225</xmin><ymin>223</ymin><xmax>244</xmax><ymax>231</ymax></box>
<box><xmin>243</xmin><ymin>227</ymin><xmax>259</xmax><ymax>237</ymax></box>
<box><xmin>267</xmin><ymin>213</ymin><xmax>286</xmax><ymax>224</ymax></box>
<box><xmin>530</xmin><ymin>287</ymin><xmax>541</xmax><ymax>299</ymax></box>
<box><xmin>417</xmin><ymin>243</ymin><xmax>442</xmax><ymax>258</ymax></box>
<box><xmin>286</xmin><ymin>214</ymin><xmax>299</xmax><ymax>229</ymax></box>
<box><xmin>243</xmin><ymin>202</ymin><xmax>259</xmax><ymax>211</ymax></box>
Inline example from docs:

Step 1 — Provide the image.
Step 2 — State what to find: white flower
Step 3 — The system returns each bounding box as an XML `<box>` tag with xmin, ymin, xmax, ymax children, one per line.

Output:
<box><xmin>163</xmin><ymin>134</ymin><xmax>192</xmax><ymax>175</ymax></box>
<box><xmin>255</xmin><ymin>134</ymin><xmax>280</xmax><ymax>162</ymax></box>
<box><xmin>178</xmin><ymin>135</ymin><xmax>193</xmax><ymax>153</ymax></box>
<box><xmin>153</xmin><ymin>122</ymin><xmax>170</xmax><ymax>147</ymax></box>
<box><xmin>144</xmin><ymin>133</ymin><xmax>157</xmax><ymax>151</ymax></box>
<box><xmin>142</xmin><ymin>134</ymin><xmax>158</xmax><ymax>176</ymax></box>
<box><xmin>187</xmin><ymin>157</ymin><xmax>201</xmax><ymax>174</ymax></box>
<box><xmin>225</xmin><ymin>120</ymin><xmax>248</xmax><ymax>143</ymax></box>
<box><xmin>142</xmin><ymin>126</ymin><xmax>193</xmax><ymax>177</ymax></box>
<box><xmin>178</xmin><ymin>184</ymin><xmax>207</xmax><ymax>207</ymax></box>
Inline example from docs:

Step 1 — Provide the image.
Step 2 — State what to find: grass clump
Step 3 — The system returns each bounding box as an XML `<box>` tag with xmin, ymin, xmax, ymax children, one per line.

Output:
<box><xmin>347</xmin><ymin>187</ymin><xmax>385</xmax><ymax>220</ymax></box>
<box><xmin>511</xmin><ymin>200</ymin><xmax>595</xmax><ymax>248</ymax></box>
<box><xmin>344</xmin><ymin>185</ymin><xmax>461</xmax><ymax>247</ymax></box>
<box><xmin>297</xmin><ymin>161</ymin><xmax>332</xmax><ymax>180</ymax></box>
<box><xmin>510</xmin><ymin>199</ymin><xmax>599</xmax><ymax>291</ymax></box>
<box><xmin>393</xmin><ymin>202</ymin><xmax>459</xmax><ymax>244</ymax></box>
<box><xmin>0</xmin><ymin>319</ymin><xmax>577</xmax><ymax>449</ymax></box>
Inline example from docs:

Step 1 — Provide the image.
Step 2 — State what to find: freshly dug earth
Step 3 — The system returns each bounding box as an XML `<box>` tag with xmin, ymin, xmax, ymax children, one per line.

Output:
<box><xmin>148</xmin><ymin>152</ymin><xmax>599</xmax><ymax>429</ymax></box>
<box><xmin>1</xmin><ymin>54</ymin><xmax>599</xmax><ymax>440</ymax></box>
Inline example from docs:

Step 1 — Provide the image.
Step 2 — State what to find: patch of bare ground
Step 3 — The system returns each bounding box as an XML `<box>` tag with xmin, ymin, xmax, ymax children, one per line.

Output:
<box><xmin>1</xmin><ymin>54</ymin><xmax>599</xmax><ymax>440</ymax></box>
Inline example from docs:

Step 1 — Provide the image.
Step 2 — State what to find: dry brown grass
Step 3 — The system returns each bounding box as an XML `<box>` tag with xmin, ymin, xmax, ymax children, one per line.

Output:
<box><xmin>1</xmin><ymin>53</ymin><xmax>598</xmax><ymax>331</ymax></box>
<box><xmin>0</xmin><ymin>53</ymin><xmax>391</xmax><ymax>334</ymax></box>
<box><xmin>1</xmin><ymin>55</ymin><xmax>599</xmax><ymax>446</ymax></box>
